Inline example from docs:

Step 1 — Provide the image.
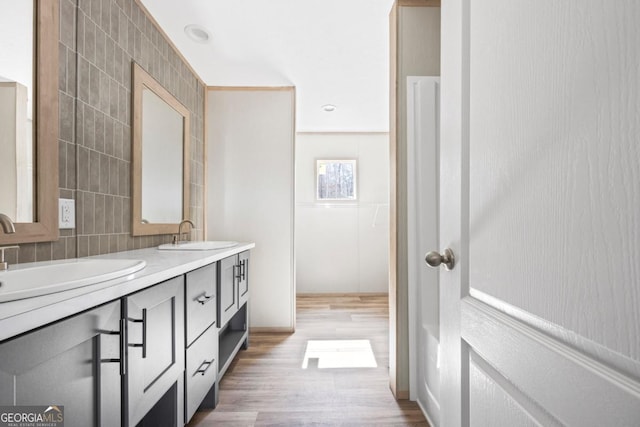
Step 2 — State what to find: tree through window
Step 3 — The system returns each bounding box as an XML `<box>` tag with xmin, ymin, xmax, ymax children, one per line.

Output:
<box><xmin>316</xmin><ymin>160</ymin><xmax>357</xmax><ymax>200</ymax></box>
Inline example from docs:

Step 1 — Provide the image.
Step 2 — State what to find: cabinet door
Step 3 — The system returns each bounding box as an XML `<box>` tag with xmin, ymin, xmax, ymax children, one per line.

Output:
<box><xmin>237</xmin><ymin>251</ymin><xmax>249</xmax><ymax>309</ymax></box>
<box><xmin>0</xmin><ymin>300</ymin><xmax>123</xmax><ymax>427</ymax></box>
<box><xmin>126</xmin><ymin>276</ymin><xmax>184</xmax><ymax>426</ymax></box>
<box><xmin>218</xmin><ymin>255</ymin><xmax>238</xmax><ymax>328</ymax></box>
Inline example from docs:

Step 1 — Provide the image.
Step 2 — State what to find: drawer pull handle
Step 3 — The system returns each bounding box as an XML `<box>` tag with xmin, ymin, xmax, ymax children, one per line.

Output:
<box><xmin>195</xmin><ymin>359</ymin><xmax>214</xmax><ymax>376</ymax></box>
<box><xmin>240</xmin><ymin>259</ymin><xmax>246</xmax><ymax>281</ymax></box>
<box><xmin>196</xmin><ymin>293</ymin><xmax>214</xmax><ymax>305</ymax></box>
<box><xmin>98</xmin><ymin>318</ymin><xmax>127</xmax><ymax>375</ymax></box>
<box><xmin>128</xmin><ymin>309</ymin><xmax>147</xmax><ymax>358</ymax></box>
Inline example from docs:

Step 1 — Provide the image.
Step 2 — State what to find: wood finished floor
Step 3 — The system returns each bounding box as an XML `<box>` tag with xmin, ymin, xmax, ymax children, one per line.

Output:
<box><xmin>188</xmin><ymin>294</ymin><xmax>428</xmax><ymax>427</ymax></box>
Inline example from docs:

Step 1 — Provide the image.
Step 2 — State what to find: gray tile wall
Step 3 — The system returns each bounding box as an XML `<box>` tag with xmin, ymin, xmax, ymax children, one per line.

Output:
<box><xmin>13</xmin><ymin>0</ymin><xmax>205</xmax><ymax>264</ymax></box>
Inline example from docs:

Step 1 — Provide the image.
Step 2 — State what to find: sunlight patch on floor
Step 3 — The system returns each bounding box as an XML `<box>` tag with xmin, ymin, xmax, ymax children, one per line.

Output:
<box><xmin>302</xmin><ymin>339</ymin><xmax>377</xmax><ymax>369</ymax></box>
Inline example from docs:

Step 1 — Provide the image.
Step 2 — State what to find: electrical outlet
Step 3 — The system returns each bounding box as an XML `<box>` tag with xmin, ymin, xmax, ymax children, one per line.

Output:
<box><xmin>59</xmin><ymin>198</ymin><xmax>75</xmax><ymax>229</ymax></box>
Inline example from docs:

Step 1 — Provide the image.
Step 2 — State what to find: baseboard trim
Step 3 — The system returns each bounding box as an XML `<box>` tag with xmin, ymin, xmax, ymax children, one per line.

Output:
<box><xmin>417</xmin><ymin>398</ymin><xmax>438</xmax><ymax>427</ymax></box>
<box><xmin>395</xmin><ymin>389</ymin><xmax>410</xmax><ymax>400</ymax></box>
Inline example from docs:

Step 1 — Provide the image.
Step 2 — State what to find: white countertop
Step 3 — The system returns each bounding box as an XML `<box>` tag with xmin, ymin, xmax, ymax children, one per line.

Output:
<box><xmin>0</xmin><ymin>242</ymin><xmax>255</xmax><ymax>341</ymax></box>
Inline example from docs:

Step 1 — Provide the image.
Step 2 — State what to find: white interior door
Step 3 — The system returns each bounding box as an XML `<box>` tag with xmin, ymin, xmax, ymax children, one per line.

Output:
<box><xmin>438</xmin><ymin>1</ymin><xmax>640</xmax><ymax>426</ymax></box>
<box><xmin>407</xmin><ymin>76</ymin><xmax>441</xmax><ymax>425</ymax></box>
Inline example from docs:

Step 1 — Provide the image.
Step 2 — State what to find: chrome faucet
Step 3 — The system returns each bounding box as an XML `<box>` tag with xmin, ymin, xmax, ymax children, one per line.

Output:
<box><xmin>0</xmin><ymin>214</ymin><xmax>16</xmax><ymax>234</ymax></box>
<box><xmin>175</xmin><ymin>219</ymin><xmax>195</xmax><ymax>244</ymax></box>
<box><xmin>0</xmin><ymin>246</ymin><xmax>19</xmax><ymax>271</ymax></box>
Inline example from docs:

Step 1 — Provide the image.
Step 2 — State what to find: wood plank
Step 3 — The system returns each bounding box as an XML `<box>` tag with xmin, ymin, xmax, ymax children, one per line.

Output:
<box><xmin>187</xmin><ymin>294</ymin><xmax>428</xmax><ymax>426</ymax></box>
<box><xmin>399</xmin><ymin>0</ymin><xmax>441</xmax><ymax>6</ymax></box>
<box><xmin>189</xmin><ymin>411</ymin><xmax>258</xmax><ymax>426</ymax></box>
<box><xmin>248</xmin><ymin>327</ymin><xmax>295</xmax><ymax>334</ymax></box>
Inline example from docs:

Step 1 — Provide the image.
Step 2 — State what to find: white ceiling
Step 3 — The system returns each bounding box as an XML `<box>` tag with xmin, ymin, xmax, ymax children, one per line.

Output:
<box><xmin>140</xmin><ymin>0</ymin><xmax>395</xmax><ymax>132</ymax></box>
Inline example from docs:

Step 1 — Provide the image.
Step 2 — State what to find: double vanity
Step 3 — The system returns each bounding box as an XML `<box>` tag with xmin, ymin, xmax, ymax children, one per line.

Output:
<box><xmin>1</xmin><ymin>2</ymin><xmax>254</xmax><ymax>425</ymax></box>
<box><xmin>0</xmin><ymin>242</ymin><xmax>254</xmax><ymax>426</ymax></box>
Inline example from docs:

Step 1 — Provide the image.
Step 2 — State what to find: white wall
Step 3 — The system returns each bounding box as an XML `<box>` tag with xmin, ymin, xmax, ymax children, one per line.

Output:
<box><xmin>207</xmin><ymin>88</ymin><xmax>295</xmax><ymax>330</ymax></box>
<box><xmin>296</xmin><ymin>133</ymin><xmax>389</xmax><ymax>294</ymax></box>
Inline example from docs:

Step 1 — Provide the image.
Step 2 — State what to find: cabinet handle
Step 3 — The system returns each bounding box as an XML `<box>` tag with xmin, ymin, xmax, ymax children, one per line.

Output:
<box><xmin>99</xmin><ymin>318</ymin><xmax>127</xmax><ymax>376</ymax></box>
<box><xmin>128</xmin><ymin>308</ymin><xmax>147</xmax><ymax>358</ymax></box>
<box><xmin>196</xmin><ymin>293</ymin><xmax>214</xmax><ymax>305</ymax></box>
<box><xmin>234</xmin><ymin>264</ymin><xmax>242</xmax><ymax>280</ymax></box>
<box><xmin>195</xmin><ymin>359</ymin><xmax>214</xmax><ymax>376</ymax></box>
<box><xmin>240</xmin><ymin>260</ymin><xmax>246</xmax><ymax>281</ymax></box>
<box><xmin>119</xmin><ymin>317</ymin><xmax>127</xmax><ymax>375</ymax></box>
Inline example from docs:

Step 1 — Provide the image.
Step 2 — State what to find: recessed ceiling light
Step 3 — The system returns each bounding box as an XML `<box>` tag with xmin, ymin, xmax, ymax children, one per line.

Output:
<box><xmin>322</xmin><ymin>104</ymin><xmax>336</xmax><ymax>112</ymax></box>
<box><xmin>184</xmin><ymin>24</ymin><xmax>211</xmax><ymax>44</ymax></box>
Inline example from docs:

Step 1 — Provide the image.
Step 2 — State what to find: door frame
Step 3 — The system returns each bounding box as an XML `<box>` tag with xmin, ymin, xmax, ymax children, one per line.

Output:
<box><xmin>389</xmin><ymin>0</ymin><xmax>442</xmax><ymax>400</ymax></box>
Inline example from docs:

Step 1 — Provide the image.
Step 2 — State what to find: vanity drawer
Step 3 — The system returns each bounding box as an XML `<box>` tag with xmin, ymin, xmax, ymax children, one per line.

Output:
<box><xmin>185</xmin><ymin>324</ymin><xmax>218</xmax><ymax>422</ymax></box>
<box><xmin>185</xmin><ymin>263</ymin><xmax>217</xmax><ymax>347</ymax></box>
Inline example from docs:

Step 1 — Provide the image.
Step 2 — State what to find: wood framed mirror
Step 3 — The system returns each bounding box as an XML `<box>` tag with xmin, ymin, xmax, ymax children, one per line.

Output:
<box><xmin>0</xmin><ymin>0</ymin><xmax>59</xmax><ymax>245</ymax></box>
<box><xmin>131</xmin><ymin>63</ymin><xmax>190</xmax><ymax>236</ymax></box>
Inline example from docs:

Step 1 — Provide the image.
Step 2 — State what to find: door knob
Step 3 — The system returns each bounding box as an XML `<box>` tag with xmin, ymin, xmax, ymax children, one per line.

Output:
<box><xmin>425</xmin><ymin>248</ymin><xmax>455</xmax><ymax>271</ymax></box>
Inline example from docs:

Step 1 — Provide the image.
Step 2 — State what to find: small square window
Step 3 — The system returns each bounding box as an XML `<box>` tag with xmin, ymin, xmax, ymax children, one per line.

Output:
<box><xmin>316</xmin><ymin>159</ymin><xmax>357</xmax><ymax>200</ymax></box>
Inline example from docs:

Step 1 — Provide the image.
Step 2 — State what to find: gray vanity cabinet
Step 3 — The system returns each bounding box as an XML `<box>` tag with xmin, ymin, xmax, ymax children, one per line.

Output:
<box><xmin>125</xmin><ymin>275</ymin><xmax>184</xmax><ymax>426</ymax></box>
<box><xmin>185</xmin><ymin>324</ymin><xmax>217</xmax><ymax>421</ymax></box>
<box><xmin>185</xmin><ymin>263</ymin><xmax>217</xmax><ymax>347</ymax></box>
<box><xmin>217</xmin><ymin>251</ymin><xmax>250</xmax><ymax>380</ymax></box>
<box><xmin>237</xmin><ymin>251</ymin><xmax>250</xmax><ymax>309</ymax></box>
<box><xmin>218</xmin><ymin>255</ymin><xmax>238</xmax><ymax>328</ymax></box>
<box><xmin>184</xmin><ymin>264</ymin><xmax>218</xmax><ymax>423</ymax></box>
<box><xmin>0</xmin><ymin>300</ymin><xmax>123</xmax><ymax>427</ymax></box>
<box><xmin>218</xmin><ymin>251</ymin><xmax>250</xmax><ymax>328</ymax></box>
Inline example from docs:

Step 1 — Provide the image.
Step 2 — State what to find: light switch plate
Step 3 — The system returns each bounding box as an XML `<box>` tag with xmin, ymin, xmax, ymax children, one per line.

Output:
<box><xmin>59</xmin><ymin>198</ymin><xmax>75</xmax><ymax>229</ymax></box>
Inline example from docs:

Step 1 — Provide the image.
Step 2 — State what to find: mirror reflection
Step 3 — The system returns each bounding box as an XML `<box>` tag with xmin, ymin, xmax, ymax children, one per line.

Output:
<box><xmin>0</xmin><ymin>0</ymin><xmax>35</xmax><ymax>223</ymax></box>
<box><xmin>141</xmin><ymin>88</ymin><xmax>184</xmax><ymax>223</ymax></box>
<box><xmin>132</xmin><ymin>63</ymin><xmax>190</xmax><ymax>236</ymax></box>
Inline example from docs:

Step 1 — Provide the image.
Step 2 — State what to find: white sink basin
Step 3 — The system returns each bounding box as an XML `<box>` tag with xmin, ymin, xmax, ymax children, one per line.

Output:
<box><xmin>158</xmin><ymin>241</ymin><xmax>239</xmax><ymax>251</ymax></box>
<box><xmin>0</xmin><ymin>258</ymin><xmax>146</xmax><ymax>302</ymax></box>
